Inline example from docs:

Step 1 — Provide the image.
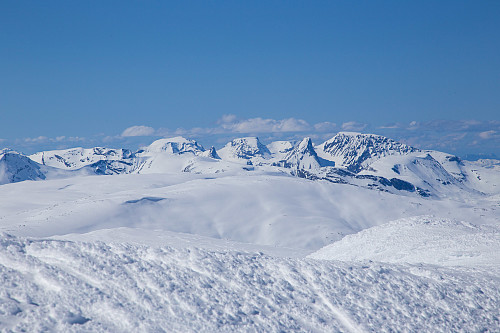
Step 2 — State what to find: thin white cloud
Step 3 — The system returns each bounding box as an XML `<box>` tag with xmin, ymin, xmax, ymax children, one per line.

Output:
<box><xmin>378</xmin><ymin>122</ymin><xmax>402</xmax><ymax>129</ymax></box>
<box><xmin>479</xmin><ymin>130</ymin><xmax>497</xmax><ymax>139</ymax></box>
<box><xmin>23</xmin><ymin>135</ymin><xmax>86</xmax><ymax>144</ymax></box>
<box><xmin>314</xmin><ymin>121</ymin><xmax>337</xmax><ymax>132</ymax></box>
<box><xmin>341</xmin><ymin>121</ymin><xmax>368</xmax><ymax>132</ymax></box>
<box><xmin>220</xmin><ymin>116</ymin><xmax>311</xmax><ymax>133</ymax></box>
<box><xmin>24</xmin><ymin>136</ymin><xmax>48</xmax><ymax>143</ymax></box>
<box><xmin>374</xmin><ymin>119</ymin><xmax>500</xmax><ymax>157</ymax></box>
<box><xmin>121</xmin><ymin>125</ymin><xmax>155</xmax><ymax>137</ymax></box>
<box><xmin>219</xmin><ymin>114</ymin><xmax>237</xmax><ymax>124</ymax></box>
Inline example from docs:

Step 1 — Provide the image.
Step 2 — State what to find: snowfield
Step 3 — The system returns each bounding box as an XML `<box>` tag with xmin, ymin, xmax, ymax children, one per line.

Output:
<box><xmin>0</xmin><ymin>173</ymin><xmax>497</xmax><ymax>250</ymax></box>
<box><xmin>1</xmin><ymin>133</ymin><xmax>499</xmax><ymax>331</ymax></box>
<box><xmin>1</xmin><ymin>234</ymin><xmax>499</xmax><ymax>332</ymax></box>
<box><xmin>309</xmin><ymin>216</ymin><xmax>500</xmax><ymax>272</ymax></box>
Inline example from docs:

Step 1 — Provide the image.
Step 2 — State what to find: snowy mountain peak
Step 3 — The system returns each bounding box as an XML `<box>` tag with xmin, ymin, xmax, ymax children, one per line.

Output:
<box><xmin>266</xmin><ymin>141</ymin><xmax>294</xmax><ymax>155</ymax></box>
<box><xmin>200</xmin><ymin>146</ymin><xmax>221</xmax><ymax>160</ymax></box>
<box><xmin>218</xmin><ymin>137</ymin><xmax>270</xmax><ymax>162</ymax></box>
<box><xmin>317</xmin><ymin>132</ymin><xmax>419</xmax><ymax>173</ymax></box>
<box><xmin>280</xmin><ymin>137</ymin><xmax>334</xmax><ymax>171</ymax></box>
<box><xmin>0</xmin><ymin>150</ymin><xmax>46</xmax><ymax>184</ymax></box>
<box><xmin>143</xmin><ymin>137</ymin><xmax>205</xmax><ymax>155</ymax></box>
<box><xmin>297</xmin><ymin>137</ymin><xmax>315</xmax><ymax>152</ymax></box>
<box><xmin>29</xmin><ymin>147</ymin><xmax>134</xmax><ymax>170</ymax></box>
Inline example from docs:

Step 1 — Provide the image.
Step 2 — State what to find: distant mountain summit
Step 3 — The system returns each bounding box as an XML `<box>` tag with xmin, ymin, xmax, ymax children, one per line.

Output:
<box><xmin>29</xmin><ymin>147</ymin><xmax>134</xmax><ymax>170</ymax></box>
<box><xmin>217</xmin><ymin>137</ymin><xmax>271</xmax><ymax>164</ymax></box>
<box><xmin>0</xmin><ymin>150</ymin><xmax>46</xmax><ymax>184</ymax></box>
<box><xmin>317</xmin><ymin>132</ymin><xmax>419</xmax><ymax>173</ymax></box>
<box><xmin>141</xmin><ymin>137</ymin><xmax>205</xmax><ymax>155</ymax></box>
<box><xmin>280</xmin><ymin>137</ymin><xmax>334</xmax><ymax>171</ymax></box>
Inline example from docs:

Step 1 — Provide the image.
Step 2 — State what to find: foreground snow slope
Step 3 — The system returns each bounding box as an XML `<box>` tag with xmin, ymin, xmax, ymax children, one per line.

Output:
<box><xmin>0</xmin><ymin>173</ymin><xmax>497</xmax><ymax>250</ymax></box>
<box><xmin>309</xmin><ymin>216</ymin><xmax>500</xmax><ymax>272</ymax></box>
<box><xmin>0</xmin><ymin>234</ymin><xmax>498</xmax><ymax>332</ymax></box>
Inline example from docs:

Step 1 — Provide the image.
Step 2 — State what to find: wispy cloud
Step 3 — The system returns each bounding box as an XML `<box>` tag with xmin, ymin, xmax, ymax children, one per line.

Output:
<box><xmin>219</xmin><ymin>115</ymin><xmax>311</xmax><ymax>133</ymax></box>
<box><xmin>314</xmin><ymin>122</ymin><xmax>337</xmax><ymax>132</ymax></box>
<box><xmin>375</xmin><ymin>120</ymin><xmax>500</xmax><ymax>157</ymax></box>
<box><xmin>23</xmin><ymin>136</ymin><xmax>86</xmax><ymax>145</ymax></box>
<box><xmin>3</xmin><ymin>117</ymin><xmax>499</xmax><ymax>158</ymax></box>
<box><xmin>121</xmin><ymin>125</ymin><xmax>156</xmax><ymax>137</ymax></box>
<box><xmin>341</xmin><ymin>121</ymin><xmax>368</xmax><ymax>131</ymax></box>
<box><xmin>478</xmin><ymin>130</ymin><xmax>497</xmax><ymax>140</ymax></box>
<box><xmin>24</xmin><ymin>136</ymin><xmax>48</xmax><ymax>143</ymax></box>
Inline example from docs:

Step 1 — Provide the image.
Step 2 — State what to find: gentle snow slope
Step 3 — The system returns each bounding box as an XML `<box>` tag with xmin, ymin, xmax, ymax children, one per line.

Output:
<box><xmin>309</xmin><ymin>216</ymin><xmax>500</xmax><ymax>272</ymax></box>
<box><xmin>0</xmin><ymin>234</ymin><xmax>498</xmax><ymax>332</ymax></box>
<box><xmin>0</xmin><ymin>173</ymin><xmax>497</xmax><ymax>250</ymax></box>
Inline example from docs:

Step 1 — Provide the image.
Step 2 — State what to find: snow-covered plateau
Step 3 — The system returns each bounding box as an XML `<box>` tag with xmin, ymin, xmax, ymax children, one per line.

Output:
<box><xmin>0</xmin><ymin>133</ymin><xmax>499</xmax><ymax>332</ymax></box>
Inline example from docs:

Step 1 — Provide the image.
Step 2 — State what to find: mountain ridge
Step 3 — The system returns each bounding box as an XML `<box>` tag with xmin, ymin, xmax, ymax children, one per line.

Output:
<box><xmin>1</xmin><ymin>133</ymin><xmax>498</xmax><ymax>198</ymax></box>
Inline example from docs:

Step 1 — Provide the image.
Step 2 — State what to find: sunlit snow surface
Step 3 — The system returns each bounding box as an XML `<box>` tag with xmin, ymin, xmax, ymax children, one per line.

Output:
<box><xmin>1</xmin><ymin>234</ymin><xmax>499</xmax><ymax>332</ymax></box>
<box><xmin>0</xmin><ymin>170</ymin><xmax>499</xmax><ymax>331</ymax></box>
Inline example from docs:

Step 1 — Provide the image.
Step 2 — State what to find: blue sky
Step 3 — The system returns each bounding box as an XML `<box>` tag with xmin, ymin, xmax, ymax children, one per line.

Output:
<box><xmin>1</xmin><ymin>1</ymin><xmax>499</xmax><ymax>157</ymax></box>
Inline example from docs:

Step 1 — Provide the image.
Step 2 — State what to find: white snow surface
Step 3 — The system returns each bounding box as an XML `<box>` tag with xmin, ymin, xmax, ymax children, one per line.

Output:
<box><xmin>309</xmin><ymin>216</ymin><xmax>500</xmax><ymax>272</ymax></box>
<box><xmin>0</xmin><ymin>173</ymin><xmax>497</xmax><ymax>250</ymax></box>
<box><xmin>0</xmin><ymin>234</ymin><xmax>499</xmax><ymax>332</ymax></box>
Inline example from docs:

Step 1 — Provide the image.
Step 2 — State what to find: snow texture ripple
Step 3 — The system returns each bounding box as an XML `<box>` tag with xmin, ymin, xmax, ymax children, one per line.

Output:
<box><xmin>0</xmin><ymin>234</ymin><xmax>499</xmax><ymax>332</ymax></box>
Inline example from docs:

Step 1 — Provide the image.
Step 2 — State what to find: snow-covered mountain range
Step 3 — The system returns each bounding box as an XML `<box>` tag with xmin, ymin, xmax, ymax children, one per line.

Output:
<box><xmin>1</xmin><ymin>132</ymin><xmax>497</xmax><ymax>198</ymax></box>
<box><xmin>1</xmin><ymin>132</ymin><xmax>499</xmax><ymax>331</ymax></box>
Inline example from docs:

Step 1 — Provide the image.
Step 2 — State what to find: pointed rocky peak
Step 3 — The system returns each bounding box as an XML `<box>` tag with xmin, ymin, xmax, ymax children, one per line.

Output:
<box><xmin>200</xmin><ymin>146</ymin><xmax>221</xmax><ymax>160</ymax></box>
<box><xmin>281</xmin><ymin>137</ymin><xmax>334</xmax><ymax>171</ymax></box>
<box><xmin>144</xmin><ymin>137</ymin><xmax>205</xmax><ymax>155</ymax></box>
<box><xmin>296</xmin><ymin>137</ymin><xmax>315</xmax><ymax>154</ymax></box>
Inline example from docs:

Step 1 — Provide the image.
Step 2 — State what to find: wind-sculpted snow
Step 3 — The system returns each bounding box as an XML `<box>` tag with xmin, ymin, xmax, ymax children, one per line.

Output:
<box><xmin>0</xmin><ymin>234</ymin><xmax>498</xmax><ymax>332</ymax></box>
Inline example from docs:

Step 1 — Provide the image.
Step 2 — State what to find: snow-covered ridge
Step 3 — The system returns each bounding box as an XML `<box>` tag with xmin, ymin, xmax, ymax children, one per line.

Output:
<box><xmin>217</xmin><ymin>137</ymin><xmax>271</xmax><ymax>164</ymax></box>
<box><xmin>316</xmin><ymin>131</ymin><xmax>419</xmax><ymax>173</ymax></box>
<box><xmin>0</xmin><ymin>150</ymin><xmax>46</xmax><ymax>185</ymax></box>
<box><xmin>1</xmin><ymin>133</ymin><xmax>498</xmax><ymax>197</ymax></box>
<box><xmin>29</xmin><ymin>147</ymin><xmax>134</xmax><ymax>170</ymax></box>
<box><xmin>140</xmin><ymin>136</ymin><xmax>205</xmax><ymax>155</ymax></box>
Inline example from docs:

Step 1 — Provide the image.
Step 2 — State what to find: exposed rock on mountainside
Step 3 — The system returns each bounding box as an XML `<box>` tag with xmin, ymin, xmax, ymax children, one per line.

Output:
<box><xmin>316</xmin><ymin>132</ymin><xmax>419</xmax><ymax>173</ymax></box>
<box><xmin>0</xmin><ymin>150</ymin><xmax>46</xmax><ymax>184</ymax></box>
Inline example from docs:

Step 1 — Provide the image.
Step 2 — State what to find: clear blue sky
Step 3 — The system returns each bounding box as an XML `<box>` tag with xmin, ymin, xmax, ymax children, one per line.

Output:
<box><xmin>1</xmin><ymin>1</ymin><xmax>499</xmax><ymax>156</ymax></box>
